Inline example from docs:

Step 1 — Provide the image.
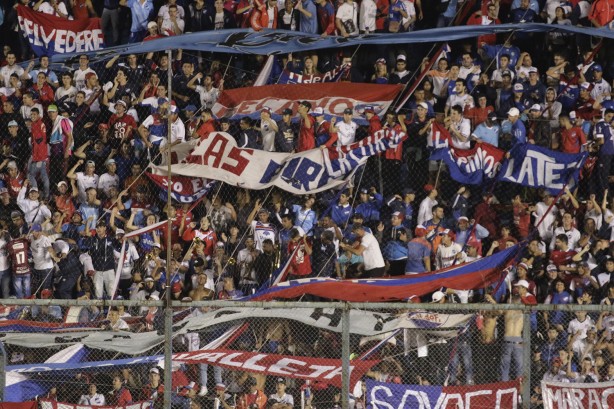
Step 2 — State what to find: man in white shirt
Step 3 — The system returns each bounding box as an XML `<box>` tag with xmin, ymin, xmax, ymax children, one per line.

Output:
<box><xmin>259</xmin><ymin>107</ymin><xmax>278</xmax><ymax>151</ymax></box>
<box><xmin>157</xmin><ymin>0</ymin><xmax>185</xmax><ymax>23</ymax></box>
<box><xmin>359</xmin><ymin>0</ymin><xmax>377</xmax><ymax>33</ymax></box>
<box><xmin>0</xmin><ymin>53</ymin><xmax>24</xmax><ymax>88</ymax></box>
<box><xmin>17</xmin><ymin>184</ymin><xmax>52</xmax><ymax>226</ymax></box>
<box><xmin>269</xmin><ymin>378</ymin><xmax>294</xmax><ymax>408</ymax></box>
<box><xmin>161</xmin><ymin>4</ymin><xmax>185</xmax><ymax>35</ymax></box>
<box><xmin>29</xmin><ymin>224</ymin><xmax>60</xmax><ymax>294</ymax></box>
<box><xmin>532</xmin><ymin>193</ymin><xmax>558</xmax><ymax>243</ymax></box>
<box><xmin>73</xmin><ymin>55</ymin><xmax>96</xmax><ymax>91</ymax></box>
<box><xmin>445</xmin><ymin>104</ymin><xmax>471</xmax><ymax>149</ymax></box>
<box><xmin>330</xmin><ymin>108</ymin><xmax>357</xmax><ymax>146</ymax></box>
<box><xmin>435</xmin><ymin>229</ymin><xmax>465</xmax><ymax>270</ymax></box>
<box><xmin>78</xmin><ymin>384</ymin><xmax>105</xmax><ymax>406</ymax></box>
<box><xmin>445</xmin><ymin>79</ymin><xmax>474</xmax><ymax>116</ymax></box>
<box><xmin>417</xmin><ymin>185</ymin><xmax>438</xmax><ymax>226</ymax></box>
<box><xmin>34</xmin><ymin>0</ymin><xmax>71</xmax><ymax>18</ymax></box>
<box><xmin>336</xmin><ymin>0</ymin><xmax>358</xmax><ymax>37</ymax></box>
<box><xmin>340</xmin><ymin>224</ymin><xmax>385</xmax><ymax>277</ymax></box>
<box><xmin>550</xmin><ymin>212</ymin><xmax>581</xmax><ymax>251</ymax></box>
<box><xmin>590</xmin><ymin>64</ymin><xmax>611</xmax><ymax>102</ymax></box>
<box><xmin>98</xmin><ymin>159</ymin><xmax>120</xmax><ymax>197</ymax></box>
<box><xmin>67</xmin><ymin>159</ymin><xmax>100</xmax><ymax>204</ymax></box>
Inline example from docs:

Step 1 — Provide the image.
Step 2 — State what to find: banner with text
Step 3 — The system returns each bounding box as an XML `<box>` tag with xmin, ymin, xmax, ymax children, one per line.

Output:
<box><xmin>150</xmin><ymin>130</ymin><xmax>405</xmax><ymax>194</ymax></box>
<box><xmin>17</xmin><ymin>5</ymin><xmax>104</xmax><ymax>57</ymax></box>
<box><xmin>367</xmin><ymin>379</ymin><xmax>520</xmax><ymax>409</ymax></box>
<box><xmin>212</xmin><ymin>83</ymin><xmax>401</xmax><ymax>121</ymax></box>
<box><xmin>541</xmin><ymin>380</ymin><xmax>614</xmax><ymax>409</ymax></box>
<box><xmin>173</xmin><ymin>349</ymin><xmax>378</xmax><ymax>387</ymax></box>
<box><xmin>498</xmin><ymin>144</ymin><xmax>587</xmax><ymax>193</ymax></box>
<box><xmin>146</xmin><ymin>173</ymin><xmax>213</xmax><ymax>203</ymax></box>
<box><xmin>278</xmin><ymin>64</ymin><xmax>350</xmax><ymax>84</ymax></box>
<box><xmin>40</xmin><ymin>400</ymin><xmax>151</xmax><ymax>409</ymax></box>
<box><xmin>430</xmin><ymin>141</ymin><xmax>505</xmax><ymax>185</ymax></box>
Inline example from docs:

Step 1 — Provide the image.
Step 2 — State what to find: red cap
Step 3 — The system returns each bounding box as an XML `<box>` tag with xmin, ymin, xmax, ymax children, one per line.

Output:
<box><xmin>171</xmin><ymin>282</ymin><xmax>182</xmax><ymax>293</ymax></box>
<box><xmin>41</xmin><ymin>289</ymin><xmax>53</xmax><ymax>299</ymax></box>
<box><xmin>424</xmin><ymin>184</ymin><xmax>435</xmax><ymax>192</ymax></box>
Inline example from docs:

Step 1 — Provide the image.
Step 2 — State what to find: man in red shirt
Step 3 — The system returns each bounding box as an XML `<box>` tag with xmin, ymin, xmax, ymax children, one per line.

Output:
<box><xmin>297</xmin><ymin>100</ymin><xmax>316</xmax><ymax>152</ymax></box>
<box><xmin>108</xmin><ymin>100</ymin><xmax>137</xmax><ymax>151</ymax></box>
<box><xmin>287</xmin><ymin>227</ymin><xmax>312</xmax><ymax>280</ymax></box>
<box><xmin>27</xmin><ymin>108</ymin><xmax>50</xmax><ymax>200</ymax></box>
<box><xmin>364</xmin><ymin>106</ymin><xmax>382</xmax><ymax>135</ymax></box>
<box><xmin>196</xmin><ymin>108</ymin><xmax>217</xmax><ymax>141</ymax></box>
<box><xmin>589</xmin><ymin>0</ymin><xmax>614</xmax><ymax>28</ymax></box>
<box><xmin>558</xmin><ymin>114</ymin><xmax>587</xmax><ymax>153</ymax></box>
<box><xmin>514</xmin><ymin>279</ymin><xmax>537</xmax><ymax>305</ymax></box>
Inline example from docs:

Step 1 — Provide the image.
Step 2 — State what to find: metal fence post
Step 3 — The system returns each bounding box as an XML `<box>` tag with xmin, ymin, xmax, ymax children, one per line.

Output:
<box><xmin>0</xmin><ymin>340</ymin><xmax>6</xmax><ymax>401</ymax></box>
<box><xmin>522</xmin><ymin>310</ymin><xmax>531</xmax><ymax>408</ymax></box>
<box><xmin>341</xmin><ymin>302</ymin><xmax>350</xmax><ymax>409</ymax></box>
<box><xmin>163</xmin><ymin>47</ymin><xmax>174</xmax><ymax>409</ymax></box>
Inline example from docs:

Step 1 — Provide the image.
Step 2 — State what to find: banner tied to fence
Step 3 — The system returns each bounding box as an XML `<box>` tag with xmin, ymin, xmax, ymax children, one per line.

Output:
<box><xmin>366</xmin><ymin>379</ymin><xmax>521</xmax><ymax>409</ymax></box>
<box><xmin>541</xmin><ymin>380</ymin><xmax>614</xmax><ymax>409</ymax></box>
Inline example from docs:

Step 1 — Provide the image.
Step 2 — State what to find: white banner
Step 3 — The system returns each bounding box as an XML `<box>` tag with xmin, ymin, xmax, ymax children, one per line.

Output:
<box><xmin>150</xmin><ymin>130</ymin><xmax>405</xmax><ymax>194</ymax></box>
<box><xmin>541</xmin><ymin>380</ymin><xmax>614</xmax><ymax>409</ymax></box>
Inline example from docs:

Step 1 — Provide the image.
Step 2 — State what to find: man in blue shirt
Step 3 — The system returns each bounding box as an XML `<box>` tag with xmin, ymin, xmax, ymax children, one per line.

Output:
<box><xmin>508</xmin><ymin>107</ymin><xmax>527</xmax><ymax>145</ymax></box>
<box><xmin>121</xmin><ymin>0</ymin><xmax>154</xmax><ymax>43</ymax></box>
<box><xmin>595</xmin><ymin>108</ymin><xmax>614</xmax><ymax>196</ymax></box>
<box><xmin>472</xmin><ymin>111</ymin><xmax>501</xmax><ymax>146</ymax></box>
<box><xmin>296</xmin><ymin>0</ymin><xmax>318</xmax><ymax>34</ymax></box>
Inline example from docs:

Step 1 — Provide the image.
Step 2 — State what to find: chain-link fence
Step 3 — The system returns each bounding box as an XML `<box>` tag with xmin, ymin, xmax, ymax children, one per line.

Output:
<box><xmin>1</xmin><ymin>300</ymin><xmax>613</xmax><ymax>408</ymax></box>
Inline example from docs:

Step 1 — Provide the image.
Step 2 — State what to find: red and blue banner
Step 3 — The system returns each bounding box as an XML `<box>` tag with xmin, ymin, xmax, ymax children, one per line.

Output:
<box><xmin>278</xmin><ymin>64</ymin><xmax>350</xmax><ymax>84</ymax></box>
<box><xmin>498</xmin><ymin>144</ymin><xmax>587</xmax><ymax>194</ymax></box>
<box><xmin>146</xmin><ymin>172</ymin><xmax>215</xmax><ymax>203</ymax></box>
<box><xmin>17</xmin><ymin>6</ymin><xmax>104</xmax><ymax>57</ymax></box>
<box><xmin>430</xmin><ymin>141</ymin><xmax>505</xmax><ymax>185</ymax></box>
<box><xmin>212</xmin><ymin>83</ymin><xmax>401</xmax><ymax>122</ymax></box>
<box><xmin>366</xmin><ymin>379</ymin><xmax>521</xmax><ymax>409</ymax></box>
<box><xmin>246</xmin><ymin>244</ymin><xmax>520</xmax><ymax>302</ymax></box>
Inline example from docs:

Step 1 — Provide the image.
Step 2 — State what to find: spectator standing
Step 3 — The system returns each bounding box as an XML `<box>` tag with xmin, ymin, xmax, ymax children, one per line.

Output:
<box><xmin>297</xmin><ymin>100</ymin><xmax>316</xmax><ymax>152</ymax></box>
<box><xmin>89</xmin><ymin>221</ymin><xmax>117</xmax><ymax>299</ymax></box>
<box><xmin>119</xmin><ymin>0</ymin><xmax>154</xmax><ymax>43</ymax></box>
<box><xmin>340</xmin><ymin>224</ymin><xmax>385</xmax><ymax>277</ymax></box>
<box><xmin>297</xmin><ymin>0</ymin><xmax>318</xmax><ymax>33</ymax></box>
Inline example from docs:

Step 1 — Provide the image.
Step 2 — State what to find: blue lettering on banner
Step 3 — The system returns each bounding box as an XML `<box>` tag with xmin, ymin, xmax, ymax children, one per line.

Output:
<box><xmin>260</xmin><ymin>160</ymin><xmax>284</xmax><ymax>184</ymax></box>
<box><xmin>279</xmin><ymin>157</ymin><xmax>326</xmax><ymax>190</ymax></box>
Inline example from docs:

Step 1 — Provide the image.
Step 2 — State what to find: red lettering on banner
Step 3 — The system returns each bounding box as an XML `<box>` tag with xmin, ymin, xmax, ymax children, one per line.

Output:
<box><xmin>221</xmin><ymin>145</ymin><xmax>253</xmax><ymax>175</ymax></box>
<box><xmin>173</xmin><ymin>349</ymin><xmax>378</xmax><ymax>387</ymax></box>
<box><xmin>203</xmin><ymin>133</ymin><xmax>229</xmax><ymax>168</ymax></box>
<box><xmin>542</xmin><ymin>381</ymin><xmax>614</xmax><ymax>409</ymax></box>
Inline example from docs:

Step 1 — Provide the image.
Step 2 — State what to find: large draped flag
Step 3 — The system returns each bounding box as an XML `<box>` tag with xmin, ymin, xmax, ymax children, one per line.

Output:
<box><xmin>245</xmin><ymin>244</ymin><xmax>520</xmax><ymax>302</ymax></box>
<box><xmin>17</xmin><ymin>5</ymin><xmax>104</xmax><ymax>57</ymax></box>
<box><xmin>150</xmin><ymin>129</ymin><xmax>406</xmax><ymax>194</ymax></box>
<box><xmin>212</xmin><ymin>82</ymin><xmax>401</xmax><ymax>122</ymax></box>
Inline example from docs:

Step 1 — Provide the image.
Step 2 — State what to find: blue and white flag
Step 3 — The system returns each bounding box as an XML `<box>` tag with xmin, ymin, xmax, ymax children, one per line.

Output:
<box><xmin>498</xmin><ymin>144</ymin><xmax>587</xmax><ymax>193</ymax></box>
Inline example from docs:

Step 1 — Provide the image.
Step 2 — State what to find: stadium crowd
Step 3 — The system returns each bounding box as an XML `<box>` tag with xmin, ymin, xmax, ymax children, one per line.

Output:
<box><xmin>0</xmin><ymin>0</ymin><xmax>613</xmax><ymax>407</ymax></box>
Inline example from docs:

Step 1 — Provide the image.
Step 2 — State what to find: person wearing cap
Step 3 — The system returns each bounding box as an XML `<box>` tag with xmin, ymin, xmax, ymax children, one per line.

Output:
<box><xmin>404</xmin><ymin>224</ymin><xmax>432</xmax><ymax>273</ymax></box>
<box><xmin>17</xmin><ymin>178</ymin><xmax>52</xmax><ymax>227</ymax></box>
<box><xmin>354</xmin><ymin>187</ymin><xmax>381</xmax><ymax>224</ymax></box>
<box><xmin>380</xmin><ymin>212</ymin><xmax>409</xmax><ymax>276</ymax></box>
<box><xmin>434</xmin><ymin>229</ymin><xmax>464</xmax><ymax>269</ymax></box>
<box><xmin>471</xmin><ymin>110</ymin><xmax>501</xmax><ymax>146</ymax></box>
<box><xmin>525</xmin><ymin>68</ymin><xmax>546</xmax><ymax>104</ymax></box>
<box><xmin>593</xmin><ymin>108</ymin><xmax>614</xmax><ymax>196</ymax></box>
<box><xmin>67</xmin><ymin>158</ymin><xmax>99</xmax><ymax>205</ymax></box>
<box><xmin>328</xmin><ymin>107</ymin><xmax>357</xmax><ymax>147</ymax></box>
<box><xmin>144</xmin><ymin>20</ymin><xmax>163</xmax><ymax>41</ymax></box>
<box><xmin>588</xmin><ymin>64</ymin><xmax>611</xmax><ymax>102</ymax></box>
<box><xmin>29</xmin><ymin>221</ymin><xmax>60</xmax><ymax>293</ymax></box>
<box><xmin>268</xmin><ymin>378</ymin><xmax>293</xmax><ymax>408</ymax></box>
<box><xmin>388</xmin><ymin>54</ymin><xmax>410</xmax><ymax>85</ymax></box>
<box><xmin>275</xmin><ymin>108</ymin><xmax>297</xmax><ymax>152</ymax></box>
<box><xmin>97</xmin><ymin>159</ymin><xmax>120</xmax><ymax>197</ymax></box>
<box><xmin>506</xmin><ymin>106</ymin><xmax>528</xmax><ymax>146</ymax></box>
<box><xmin>142</xmin><ymin>367</ymin><xmax>165</xmax><ymax>404</ymax></box>
<box><xmin>107</xmin><ymin>97</ymin><xmax>137</xmax><ymax>151</ymax></box>
<box><xmin>87</xmin><ymin>221</ymin><xmax>116</xmax><ymax>299</ymax></box>
<box><xmin>297</xmin><ymin>100</ymin><xmax>316</xmax><ymax>152</ymax></box>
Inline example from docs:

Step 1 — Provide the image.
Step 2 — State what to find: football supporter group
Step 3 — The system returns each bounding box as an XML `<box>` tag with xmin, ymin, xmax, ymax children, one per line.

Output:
<box><xmin>0</xmin><ymin>0</ymin><xmax>613</xmax><ymax>407</ymax></box>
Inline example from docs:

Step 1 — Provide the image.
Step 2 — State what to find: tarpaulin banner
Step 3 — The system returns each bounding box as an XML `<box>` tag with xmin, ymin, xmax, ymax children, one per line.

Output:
<box><xmin>150</xmin><ymin>129</ymin><xmax>405</xmax><ymax>194</ymax></box>
<box><xmin>541</xmin><ymin>380</ymin><xmax>614</xmax><ymax>409</ymax></box>
<box><xmin>175</xmin><ymin>307</ymin><xmax>473</xmax><ymax>337</ymax></box>
<box><xmin>367</xmin><ymin>379</ymin><xmax>520</xmax><ymax>409</ymax></box>
<box><xmin>498</xmin><ymin>144</ymin><xmax>587</xmax><ymax>193</ymax></box>
<box><xmin>17</xmin><ymin>5</ymin><xmax>104</xmax><ymax>57</ymax></box>
<box><xmin>51</xmin><ymin>24</ymin><xmax>614</xmax><ymax>63</ymax></box>
<box><xmin>173</xmin><ymin>349</ymin><xmax>378</xmax><ymax>387</ymax></box>
<box><xmin>212</xmin><ymin>82</ymin><xmax>401</xmax><ymax>121</ymax></box>
<box><xmin>247</xmin><ymin>244</ymin><xmax>519</xmax><ymax>302</ymax></box>
<box><xmin>40</xmin><ymin>400</ymin><xmax>151</xmax><ymax>409</ymax></box>
<box><xmin>146</xmin><ymin>172</ymin><xmax>214</xmax><ymax>203</ymax></box>
<box><xmin>278</xmin><ymin>64</ymin><xmax>350</xmax><ymax>84</ymax></box>
<box><xmin>0</xmin><ymin>403</ymin><xmax>37</xmax><ymax>409</ymax></box>
<box><xmin>430</xmin><ymin>142</ymin><xmax>505</xmax><ymax>185</ymax></box>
